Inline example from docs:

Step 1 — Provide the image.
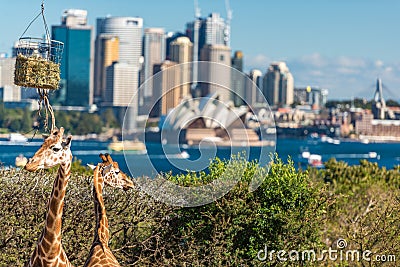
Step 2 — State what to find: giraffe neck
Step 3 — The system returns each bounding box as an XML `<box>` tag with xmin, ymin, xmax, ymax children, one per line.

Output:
<box><xmin>38</xmin><ymin>156</ymin><xmax>72</xmax><ymax>258</ymax></box>
<box><xmin>92</xmin><ymin>167</ymin><xmax>110</xmax><ymax>246</ymax></box>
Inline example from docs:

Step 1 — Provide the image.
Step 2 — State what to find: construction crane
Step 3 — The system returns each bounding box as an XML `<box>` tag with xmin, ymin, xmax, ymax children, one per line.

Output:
<box><xmin>191</xmin><ymin>0</ymin><xmax>201</xmax><ymax>96</ymax></box>
<box><xmin>225</xmin><ymin>0</ymin><xmax>232</xmax><ymax>47</ymax></box>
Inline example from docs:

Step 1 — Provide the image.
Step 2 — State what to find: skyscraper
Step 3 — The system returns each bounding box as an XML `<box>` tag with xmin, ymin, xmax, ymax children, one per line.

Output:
<box><xmin>0</xmin><ymin>57</ymin><xmax>20</xmax><ymax>102</ymax></box>
<box><xmin>153</xmin><ymin>61</ymin><xmax>181</xmax><ymax>116</ymax></box>
<box><xmin>263</xmin><ymin>62</ymin><xmax>294</xmax><ymax>107</ymax></box>
<box><xmin>170</xmin><ymin>37</ymin><xmax>193</xmax><ymax>64</ymax></box>
<box><xmin>186</xmin><ymin>13</ymin><xmax>228</xmax><ymax>58</ymax></box>
<box><xmin>246</xmin><ymin>69</ymin><xmax>263</xmax><ymax>106</ymax></box>
<box><xmin>141</xmin><ymin>28</ymin><xmax>165</xmax><ymax>114</ymax></box>
<box><xmin>96</xmin><ymin>16</ymin><xmax>143</xmax><ymax>131</ymax></box>
<box><xmin>165</xmin><ymin>31</ymin><xmax>187</xmax><ymax>60</ymax></box>
<box><xmin>94</xmin><ymin>34</ymin><xmax>119</xmax><ymax>104</ymax></box>
<box><xmin>96</xmin><ymin>17</ymin><xmax>143</xmax><ymax>66</ymax></box>
<box><xmin>52</xmin><ymin>9</ymin><xmax>93</xmax><ymax>107</ymax></box>
<box><xmin>231</xmin><ymin>50</ymin><xmax>244</xmax><ymax>106</ymax></box>
<box><xmin>200</xmin><ymin>44</ymin><xmax>232</xmax><ymax>103</ymax></box>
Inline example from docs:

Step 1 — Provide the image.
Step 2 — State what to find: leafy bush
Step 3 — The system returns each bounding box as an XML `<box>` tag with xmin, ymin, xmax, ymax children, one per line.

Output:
<box><xmin>0</xmin><ymin>157</ymin><xmax>398</xmax><ymax>266</ymax></box>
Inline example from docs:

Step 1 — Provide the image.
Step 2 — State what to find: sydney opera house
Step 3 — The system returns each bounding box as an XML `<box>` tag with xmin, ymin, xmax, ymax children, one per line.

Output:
<box><xmin>154</xmin><ymin>92</ymin><xmax>276</xmax><ymax>147</ymax></box>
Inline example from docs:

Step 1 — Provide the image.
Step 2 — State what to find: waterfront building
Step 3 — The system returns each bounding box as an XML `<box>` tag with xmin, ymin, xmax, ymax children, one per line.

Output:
<box><xmin>52</xmin><ymin>9</ymin><xmax>93</xmax><ymax>107</ymax></box>
<box><xmin>294</xmin><ymin>86</ymin><xmax>328</xmax><ymax>109</ymax></box>
<box><xmin>263</xmin><ymin>62</ymin><xmax>294</xmax><ymax>107</ymax></box>
<box><xmin>356</xmin><ymin>112</ymin><xmax>400</xmax><ymax>140</ymax></box>
<box><xmin>199</xmin><ymin>44</ymin><xmax>232</xmax><ymax>103</ymax></box>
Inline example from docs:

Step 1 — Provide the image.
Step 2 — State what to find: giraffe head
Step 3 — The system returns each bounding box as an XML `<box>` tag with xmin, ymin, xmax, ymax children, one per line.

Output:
<box><xmin>90</xmin><ymin>153</ymin><xmax>134</xmax><ymax>191</ymax></box>
<box><xmin>24</xmin><ymin>127</ymin><xmax>72</xmax><ymax>172</ymax></box>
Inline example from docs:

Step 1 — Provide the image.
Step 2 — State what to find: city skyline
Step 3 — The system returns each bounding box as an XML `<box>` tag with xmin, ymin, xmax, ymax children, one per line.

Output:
<box><xmin>0</xmin><ymin>0</ymin><xmax>399</xmax><ymax>100</ymax></box>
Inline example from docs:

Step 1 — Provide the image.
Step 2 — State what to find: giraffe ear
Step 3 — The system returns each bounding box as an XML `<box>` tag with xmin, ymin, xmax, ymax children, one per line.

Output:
<box><xmin>99</xmin><ymin>153</ymin><xmax>108</xmax><ymax>162</ymax></box>
<box><xmin>105</xmin><ymin>153</ymin><xmax>114</xmax><ymax>163</ymax></box>
<box><xmin>42</xmin><ymin>133</ymin><xmax>49</xmax><ymax>140</ymax></box>
<box><xmin>62</xmin><ymin>135</ymin><xmax>72</xmax><ymax>149</ymax></box>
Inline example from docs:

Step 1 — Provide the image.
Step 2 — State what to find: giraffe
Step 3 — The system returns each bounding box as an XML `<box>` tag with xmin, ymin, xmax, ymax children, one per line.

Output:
<box><xmin>84</xmin><ymin>153</ymin><xmax>134</xmax><ymax>267</ymax></box>
<box><xmin>24</xmin><ymin>127</ymin><xmax>74</xmax><ymax>267</ymax></box>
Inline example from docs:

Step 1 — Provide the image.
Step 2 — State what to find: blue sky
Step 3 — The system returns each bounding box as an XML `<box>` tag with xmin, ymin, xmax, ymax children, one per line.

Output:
<box><xmin>1</xmin><ymin>0</ymin><xmax>399</xmax><ymax>100</ymax></box>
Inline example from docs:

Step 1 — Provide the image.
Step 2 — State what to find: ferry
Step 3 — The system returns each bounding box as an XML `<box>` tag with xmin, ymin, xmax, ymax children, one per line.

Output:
<box><xmin>107</xmin><ymin>138</ymin><xmax>146</xmax><ymax>153</ymax></box>
<box><xmin>8</xmin><ymin>133</ymin><xmax>28</xmax><ymax>143</ymax></box>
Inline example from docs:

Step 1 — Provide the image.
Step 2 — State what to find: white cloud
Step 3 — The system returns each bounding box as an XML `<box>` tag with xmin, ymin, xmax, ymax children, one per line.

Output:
<box><xmin>246</xmin><ymin>54</ymin><xmax>271</xmax><ymax>71</ymax></box>
<box><xmin>336</xmin><ymin>56</ymin><xmax>367</xmax><ymax>68</ymax></box>
<box><xmin>375</xmin><ymin>60</ymin><xmax>384</xmax><ymax>68</ymax></box>
<box><xmin>298</xmin><ymin>53</ymin><xmax>326</xmax><ymax>68</ymax></box>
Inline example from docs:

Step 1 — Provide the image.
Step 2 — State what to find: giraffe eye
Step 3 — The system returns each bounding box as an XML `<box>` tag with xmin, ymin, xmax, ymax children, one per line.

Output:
<box><xmin>52</xmin><ymin>147</ymin><xmax>61</xmax><ymax>152</ymax></box>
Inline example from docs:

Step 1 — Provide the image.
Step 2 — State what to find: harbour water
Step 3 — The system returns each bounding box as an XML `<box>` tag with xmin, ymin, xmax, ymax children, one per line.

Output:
<box><xmin>0</xmin><ymin>137</ymin><xmax>399</xmax><ymax>176</ymax></box>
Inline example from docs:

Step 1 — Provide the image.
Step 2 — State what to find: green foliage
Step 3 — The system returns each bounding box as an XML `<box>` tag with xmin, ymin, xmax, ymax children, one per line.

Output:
<box><xmin>158</xmin><ymin>156</ymin><xmax>328</xmax><ymax>266</ymax></box>
<box><xmin>74</xmin><ymin>113</ymin><xmax>103</xmax><ymax>135</ymax></box>
<box><xmin>0</xmin><ymin>158</ymin><xmax>398</xmax><ymax>266</ymax></box>
<box><xmin>309</xmin><ymin>158</ymin><xmax>400</xmax><ymax>266</ymax></box>
<box><xmin>101</xmin><ymin>108</ymin><xmax>120</xmax><ymax>128</ymax></box>
<box><xmin>0</xmin><ymin>106</ymin><xmax>118</xmax><ymax>135</ymax></box>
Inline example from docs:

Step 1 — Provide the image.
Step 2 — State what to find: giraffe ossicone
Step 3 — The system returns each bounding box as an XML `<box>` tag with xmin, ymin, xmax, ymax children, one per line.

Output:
<box><xmin>84</xmin><ymin>153</ymin><xmax>133</xmax><ymax>267</ymax></box>
<box><xmin>24</xmin><ymin>126</ymin><xmax>74</xmax><ymax>267</ymax></box>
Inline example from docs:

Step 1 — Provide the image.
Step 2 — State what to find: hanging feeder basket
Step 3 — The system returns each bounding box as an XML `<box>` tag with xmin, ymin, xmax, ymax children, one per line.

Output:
<box><xmin>14</xmin><ymin>38</ymin><xmax>63</xmax><ymax>90</ymax></box>
<box><xmin>13</xmin><ymin>1</ymin><xmax>64</xmax><ymax>90</ymax></box>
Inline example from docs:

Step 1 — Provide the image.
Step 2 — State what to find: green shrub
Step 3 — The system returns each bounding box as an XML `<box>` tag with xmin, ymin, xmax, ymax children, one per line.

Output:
<box><xmin>0</xmin><ymin>157</ymin><xmax>398</xmax><ymax>266</ymax></box>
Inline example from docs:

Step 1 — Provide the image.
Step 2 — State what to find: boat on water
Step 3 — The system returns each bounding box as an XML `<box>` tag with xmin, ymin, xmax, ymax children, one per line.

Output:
<box><xmin>308</xmin><ymin>154</ymin><xmax>324</xmax><ymax>168</ymax></box>
<box><xmin>107</xmin><ymin>138</ymin><xmax>146</xmax><ymax>153</ymax></box>
<box><xmin>8</xmin><ymin>133</ymin><xmax>28</xmax><ymax>143</ymax></box>
<box><xmin>301</xmin><ymin>151</ymin><xmax>324</xmax><ymax>168</ymax></box>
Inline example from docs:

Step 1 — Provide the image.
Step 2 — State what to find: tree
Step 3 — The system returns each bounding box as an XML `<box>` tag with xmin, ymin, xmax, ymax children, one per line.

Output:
<box><xmin>101</xmin><ymin>108</ymin><xmax>119</xmax><ymax>128</ymax></box>
<box><xmin>21</xmin><ymin>108</ymin><xmax>33</xmax><ymax>132</ymax></box>
<box><xmin>75</xmin><ymin>113</ymin><xmax>103</xmax><ymax>135</ymax></box>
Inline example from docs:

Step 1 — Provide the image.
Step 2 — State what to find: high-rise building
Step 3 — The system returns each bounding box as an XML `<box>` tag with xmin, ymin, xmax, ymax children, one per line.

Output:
<box><xmin>52</xmin><ymin>9</ymin><xmax>93</xmax><ymax>107</ymax></box>
<box><xmin>0</xmin><ymin>57</ymin><xmax>20</xmax><ymax>102</ymax></box>
<box><xmin>246</xmin><ymin>69</ymin><xmax>263</xmax><ymax>106</ymax></box>
<box><xmin>170</xmin><ymin>37</ymin><xmax>193</xmax><ymax>63</ymax></box>
<box><xmin>153</xmin><ymin>61</ymin><xmax>182</xmax><ymax>116</ymax></box>
<box><xmin>104</xmin><ymin>62</ymin><xmax>138</xmax><ymax>129</ymax></box>
<box><xmin>96</xmin><ymin>17</ymin><xmax>143</xmax><ymax>65</ymax></box>
<box><xmin>186</xmin><ymin>13</ymin><xmax>228</xmax><ymax>58</ymax></box>
<box><xmin>93</xmin><ymin>34</ymin><xmax>119</xmax><ymax>104</ymax></box>
<box><xmin>263</xmin><ymin>62</ymin><xmax>294</xmax><ymax>107</ymax></box>
<box><xmin>104</xmin><ymin>62</ymin><xmax>137</xmax><ymax>107</ymax></box>
<box><xmin>231</xmin><ymin>50</ymin><xmax>244</xmax><ymax>106</ymax></box>
<box><xmin>96</xmin><ymin>16</ymin><xmax>143</xmax><ymax>131</ymax></box>
<box><xmin>169</xmin><ymin>37</ymin><xmax>193</xmax><ymax>106</ymax></box>
<box><xmin>141</xmin><ymin>28</ymin><xmax>165</xmax><ymax>114</ymax></box>
<box><xmin>165</xmin><ymin>31</ymin><xmax>187</xmax><ymax>60</ymax></box>
<box><xmin>294</xmin><ymin>86</ymin><xmax>328</xmax><ymax>109</ymax></box>
<box><xmin>199</xmin><ymin>44</ymin><xmax>232</xmax><ymax>103</ymax></box>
